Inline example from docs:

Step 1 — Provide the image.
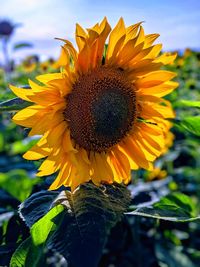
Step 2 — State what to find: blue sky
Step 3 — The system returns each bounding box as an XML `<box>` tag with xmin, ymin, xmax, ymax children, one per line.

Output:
<box><xmin>1</xmin><ymin>0</ymin><xmax>200</xmax><ymax>61</ymax></box>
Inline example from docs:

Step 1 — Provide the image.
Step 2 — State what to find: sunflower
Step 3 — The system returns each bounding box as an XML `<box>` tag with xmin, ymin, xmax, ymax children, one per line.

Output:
<box><xmin>146</xmin><ymin>167</ymin><xmax>167</xmax><ymax>181</ymax></box>
<box><xmin>19</xmin><ymin>55</ymin><xmax>39</xmax><ymax>73</ymax></box>
<box><xmin>10</xmin><ymin>18</ymin><xmax>178</xmax><ymax>191</ymax></box>
<box><xmin>0</xmin><ymin>20</ymin><xmax>15</xmax><ymax>37</ymax></box>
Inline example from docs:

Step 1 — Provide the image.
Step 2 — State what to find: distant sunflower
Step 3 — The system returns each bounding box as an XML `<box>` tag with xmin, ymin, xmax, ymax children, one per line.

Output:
<box><xmin>0</xmin><ymin>20</ymin><xmax>15</xmax><ymax>37</ymax></box>
<box><xmin>146</xmin><ymin>167</ymin><xmax>167</xmax><ymax>181</ymax></box>
<box><xmin>10</xmin><ymin>18</ymin><xmax>178</xmax><ymax>191</ymax></box>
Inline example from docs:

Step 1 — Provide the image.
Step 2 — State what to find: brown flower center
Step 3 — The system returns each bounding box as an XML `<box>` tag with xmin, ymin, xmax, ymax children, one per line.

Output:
<box><xmin>64</xmin><ymin>67</ymin><xmax>137</xmax><ymax>152</ymax></box>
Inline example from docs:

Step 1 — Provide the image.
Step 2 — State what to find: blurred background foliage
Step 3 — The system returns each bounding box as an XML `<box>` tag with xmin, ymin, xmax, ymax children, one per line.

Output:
<box><xmin>0</xmin><ymin>18</ymin><xmax>200</xmax><ymax>267</ymax></box>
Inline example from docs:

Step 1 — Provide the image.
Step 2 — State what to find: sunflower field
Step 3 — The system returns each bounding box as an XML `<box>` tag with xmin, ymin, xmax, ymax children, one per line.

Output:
<box><xmin>0</xmin><ymin>17</ymin><xmax>200</xmax><ymax>267</ymax></box>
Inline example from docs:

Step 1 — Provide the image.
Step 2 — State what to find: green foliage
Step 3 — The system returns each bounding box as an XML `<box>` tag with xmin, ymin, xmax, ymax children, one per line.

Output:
<box><xmin>156</xmin><ymin>244</ymin><xmax>196</xmax><ymax>267</ymax></box>
<box><xmin>13</xmin><ymin>42</ymin><xmax>33</xmax><ymax>50</ymax></box>
<box><xmin>10</xmin><ymin>237</ymin><xmax>32</xmax><ymax>267</ymax></box>
<box><xmin>17</xmin><ymin>183</ymin><xmax>131</xmax><ymax>267</ymax></box>
<box><xmin>47</xmin><ymin>184</ymin><xmax>130</xmax><ymax>267</ymax></box>
<box><xmin>19</xmin><ymin>190</ymin><xmax>60</xmax><ymax>227</ymax></box>
<box><xmin>175</xmin><ymin>99</ymin><xmax>200</xmax><ymax>108</ymax></box>
<box><xmin>128</xmin><ymin>193</ymin><xmax>200</xmax><ymax>222</ymax></box>
<box><xmin>0</xmin><ymin>97</ymin><xmax>31</xmax><ymax>112</ymax></box>
<box><xmin>177</xmin><ymin>116</ymin><xmax>200</xmax><ymax>136</ymax></box>
<box><xmin>0</xmin><ymin>170</ymin><xmax>38</xmax><ymax>202</ymax></box>
<box><xmin>31</xmin><ymin>205</ymin><xmax>64</xmax><ymax>246</ymax></box>
<box><xmin>10</xmin><ymin>236</ymin><xmax>45</xmax><ymax>267</ymax></box>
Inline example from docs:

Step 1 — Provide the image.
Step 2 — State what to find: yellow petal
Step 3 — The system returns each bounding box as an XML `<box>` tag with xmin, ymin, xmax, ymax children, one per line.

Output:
<box><xmin>49</xmin><ymin>161</ymin><xmax>71</xmax><ymax>190</ymax></box>
<box><xmin>76</xmin><ymin>42</ymin><xmax>91</xmax><ymax>74</ymax></box>
<box><xmin>28</xmin><ymin>110</ymin><xmax>64</xmax><ymax>136</ymax></box>
<box><xmin>56</xmin><ymin>38</ymin><xmax>78</xmax><ymax>62</ymax></box>
<box><xmin>144</xmin><ymin>34</ymin><xmax>160</xmax><ymax>48</ymax></box>
<box><xmin>79</xmin><ymin>148</ymin><xmax>90</xmax><ymax>165</ymax></box>
<box><xmin>125</xmin><ymin>21</ymin><xmax>143</xmax><ymax>42</ymax></box>
<box><xmin>28</xmin><ymin>79</ymin><xmax>46</xmax><ymax>93</ymax></box>
<box><xmin>23</xmin><ymin>138</ymin><xmax>51</xmax><ymax>160</ymax></box>
<box><xmin>12</xmin><ymin>105</ymin><xmax>46</xmax><ymax>127</ymax></box>
<box><xmin>144</xmin><ymin>44</ymin><xmax>162</xmax><ymax>59</ymax></box>
<box><xmin>10</xmin><ymin>85</ymin><xmax>33</xmax><ymax>102</ymax></box>
<box><xmin>106</xmin><ymin>17</ymin><xmax>126</xmax><ymax>61</ymax></box>
<box><xmin>139</xmin><ymin>130</ymin><xmax>163</xmax><ymax>152</ymax></box>
<box><xmin>87</xmin><ymin>28</ymin><xmax>99</xmax><ymax>45</ymax></box>
<box><xmin>108</xmin><ymin>154</ymin><xmax>123</xmax><ymax>183</ymax></box>
<box><xmin>96</xmin><ymin>17</ymin><xmax>111</xmax><ymax>64</ymax></box>
<box><xmin>76</xmin><ymin>23</ymin><xmax>87</xmax><ymax>51</ymax></box>
<box><xmin>71</xmin><ymin>152</ymin><xmax>90</xmax><ymax>189</ymax></box>
<box><xmin>36</xmin><ymin>73</ymin><xmax>63</xmax><ymax>84</ymax></box>
<box><xmin>54</xmin><ymin>46</ymin><xmax>70</xmax><ymax>68</ymax></box>
<box><xmin>139</xmin><ymin>122</ymin><xmax>163</xmax><ymax>136</ymax></box>
<box><xmin>135</xmin><ymin>70</ymin><xmax>177</xmax><ymax>88</ymax></box>
<box><xmin>122</xmin><ymin>136</ymin><xmax>153</xmax><ymax>170</ymax></box>
<box><xmin>28</xmin><ymin>91</ymin><xmax>62</xmax><ymax>106</ymax></box>
<box><xmin>91</xmin><ymin>153</ymin><xmax>113</xmax><ymax>185</ymax></box>
<box><xmin>140</xmin><ymin>95</ymin><xmax>175</xmax><ymax>118</ymax></box>
<box><xmin>131</xmin><ymin>44</ymin><xmax>162</xmax><ymax>64</ymax></box>
<box><xmin>117</xmin><ymin>38</ymin><xmax>143</xmax><ymax>66</ymax></box>
<box><xmin>108</xmin><ymin>35</ymin><xmax>126</xmax><ymax>65</ymax></box>
<box><xmin>62</xmin><ymin>130</ymin><xmax>77</xmax><ymax>153</ymax></box>
<box><xmin>37</xmin><ymin>156</ymin><xmax>59</xmax><ymax>176</ymax></box>
<box><xmin>112</xmin><ymin>147</ymin><xmax>131</xmax><ymax>183</ymax></box>
<box><xmin>135</xmin><ymin>26</ymin><xmax>145</xmax><ymax>46</ymax></box>
<box><xmin>139</xmin><ymin>81</ymin><xmax>179</xmax><ymax>97</ymax></box>
<box><xmin>128</xmin><ymin>60</ymin><xmax>162</xmax><ymax>78</ymax></box>
<box><xmin>134</xmin><ymin>132</ymin><xmax>161</xmax><ymax>157</ymax></box>
<box><xmin>155</xmin><ymin>52</ymin><xmax>177</xmax><ymax>65</ymax></box>
<box><xmin>46</xmin><ymin>121</ymin><xmax>67</xmax><ymax>146</ymax></box>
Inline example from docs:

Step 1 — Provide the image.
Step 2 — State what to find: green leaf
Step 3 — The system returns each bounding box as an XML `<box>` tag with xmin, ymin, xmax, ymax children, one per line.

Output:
<box><xmin>10</xmin><ymin>237</ymin><xmax>44</xmax><ymax>267</ymax></box>
<box><xmin>10</xmin><ymin>237</ymin><xmax>32</xmax><ymax>267</ymax></box>
<box><xmin>0</xmin><ymin>97</ymin><xmax>32</xmax><ymax>112</ymax></box>
<box><xmin>46</xmin><ymin>183</ymin><xmax>131</xmax><ymax>267</ymax></box>
<box><xmin>154</xmin><ymin>192</ymin><xmax>195</xmax><ymax>213</ymax></box>
<box><xmin>22</xmin><ymin>183</ymin><xmax>130</xmax><ymax>267</ymax></box>
<box><xmin>127</xmin><ymin>193</ymin><xmax>200</xmax><ymax>222</ymax></box>
<box><xmin>13</xmin><ymin>42</ymin><xmax>33</xmax><ymax>50</ymax></box>
<box><xmin>19</xmin><ymin>190</ymin><xmax>60</xmax><ymax>227</ymax></box>
<box><xmin>178</xmin><ymin>116</ymin><xmax>200</xmax><ymax>136</ymax></box>
<box><xmin>11</xmin><ymin>137</ymin><xmax>37</xmax><ymax>155</ymax></box>
<box><xmin>176</xmin><ymin>99</ymin><xmax>200</xmax><ymax>108</ymax></box>
<box><xmin>0</xmin><ymin>170</ymin><xmax>38</xmax><ymax>202</ymax></box>
<box><xmin>10</xmin><ymin>206</ymin><xmax>63</xmax><ymax>267</ymax></box>
<box><xmin>31</xmin><ymin>205</ymin><xmax>64</xmax><ymax>246</ymax></box>
<box><xmin>156</xmin><ymin>244</ymin><xmax>196</xmax><ymax>267</ymax></box>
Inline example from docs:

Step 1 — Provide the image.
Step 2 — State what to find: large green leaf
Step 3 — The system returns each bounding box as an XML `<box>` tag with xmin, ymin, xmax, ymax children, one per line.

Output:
<box><xmin>175</xmin><ymin>99</ymin><xmax>200</xmax><ymax>108</ymax></box>
<box><xmin>127</xmin><ymin>193</ymin><xmax>200</xmax><ymax>222</ymax></box>
<box><xmin>19</xmin><ymin>183</ymin><xmax>130</xmax><ymax>267</ymax></box>
<box><xmin>0</xmin><ymin>97</ymin><xmax>31</xmax><ymax>112</ymax></box>
<box><xmin>46</xmin><ymin>183</ymin><xmax>130</xmax><ymax>267</ymax></box>
<box><xmin>10</xmin><ymin>237</ymin><xmax>32</xmax><ymax>267</ymax></box>
<box><xmin>31</xmin><ymin>205</ymin><xmax>64</xmax><ymax>246</ymax></box>
<box><xmin>0</xmin><ymin>170</ymin><xmax>38</xmax><ymax>202</ymax></box>
<box><xmin>175</xmin><ymin>116</ymin><xmax>200</xmax><ymax>136</ymax></box>
<box><xmin>19</xmin><ymin>190</ymin><xmax>60</xmax><ymax>227</ymax></box>
<box><xmin>10</xmin><ymin>237</ymin><xmax>45</xmax><ymax>267</ymax></box>
<box><xmin>10</xmin><ymin>206</ymin><xmax>64</xmax><ymax>267</ymax></box>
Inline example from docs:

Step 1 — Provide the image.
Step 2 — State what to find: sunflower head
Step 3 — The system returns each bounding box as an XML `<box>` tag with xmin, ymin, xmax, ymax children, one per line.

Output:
<box><xmin>0</xmin><ymin>20</ymin><xmax>15</xmax><ymax>37</ymax></box>
<box><xmin>64</xmin><ymin>66</ymin><xmax>137</xmax><ymax>152</ymax></box>
<box><xmin>20</xmin><ymin>55</ymin><xmax>39</xmax><ymax>73</ymax></box>
<box><xmin>10</xmin><ymin>17</ymin><xmax>178</xmax><ymax>191</ymax></box>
